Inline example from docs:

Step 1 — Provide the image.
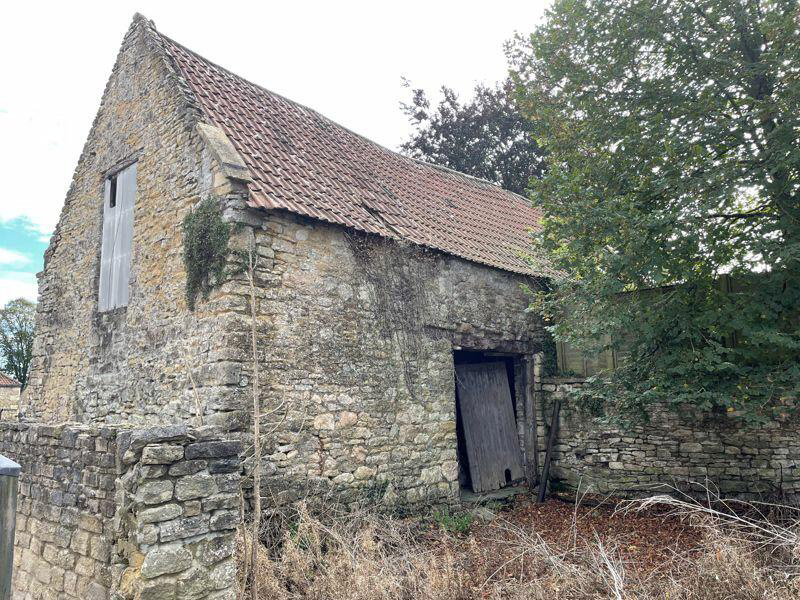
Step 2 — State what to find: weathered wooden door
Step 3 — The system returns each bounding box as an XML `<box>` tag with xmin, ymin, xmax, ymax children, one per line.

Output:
<box><xmin>455</xmin><ymin>362</ymin><xmax>525</xmax><ymax>493</ymax></box>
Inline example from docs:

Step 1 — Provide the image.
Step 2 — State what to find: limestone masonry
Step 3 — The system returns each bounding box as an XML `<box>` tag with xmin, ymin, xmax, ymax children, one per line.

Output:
<box><xmin>538</xmin><ymin>379</ymin><xmax>800</xmax><ymax>502</ymax></box>
<box><xmin>20</xmin><ymin>15</ymin><xmax>549</xmax><ymax>508</ymax></box>
<box><xmin>1</xmin><ymin>422</ymin><xmax>240</xmax><ymax>600</ymax></box>
<box><xmin>0</xmin><ymin>423</ymin><xmax>241</xmax><ymax>600</ymax></box>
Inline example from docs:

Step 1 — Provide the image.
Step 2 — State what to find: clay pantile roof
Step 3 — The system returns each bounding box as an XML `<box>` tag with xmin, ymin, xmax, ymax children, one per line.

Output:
<box><xmin>0</xmin><ymin>373</ymin><xmax>20</xmax><ymax>387</ymax></box>
<box><xmin>154</xmin><ymin>26</ymin><xmax>554</xmax><ymax>278</ymax></box>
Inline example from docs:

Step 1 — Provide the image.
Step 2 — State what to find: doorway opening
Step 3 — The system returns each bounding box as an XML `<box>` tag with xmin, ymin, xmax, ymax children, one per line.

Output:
<box><xmin>453</xmin><ymin>349</ymin><xmax>525</xmax><ymax>496</ymax></box>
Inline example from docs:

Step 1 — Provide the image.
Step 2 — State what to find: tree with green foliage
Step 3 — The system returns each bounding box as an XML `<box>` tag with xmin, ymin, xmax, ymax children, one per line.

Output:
<box><xmin>0</xmin><ymin>298</ymin><xmax>35</xmax><ymax>387</ymax></box>
<box><xmin>401</xmin><ymin>79</ymin><xmax>546</xmax><ymax>195</ymax></box>
<box><xmin>510</xmin><ymin>0</ymin><xmax>800</xmax><ymax>421</ymax></box>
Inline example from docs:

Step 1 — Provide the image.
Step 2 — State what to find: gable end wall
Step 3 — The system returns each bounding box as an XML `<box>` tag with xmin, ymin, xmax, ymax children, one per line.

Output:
<box><xmin>22</xmin><ymin>19</ymin><xmax>241</xmax><ymax>426</ymax></box>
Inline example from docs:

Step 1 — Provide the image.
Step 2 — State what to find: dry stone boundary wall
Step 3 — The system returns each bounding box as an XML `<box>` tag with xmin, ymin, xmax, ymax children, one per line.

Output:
<box><xmin>0</xmin><ymin>422</ymin><xmax>242</xmax><ymax>600</ymax></box>
<box><xmin>537</xmin><ymin>377</ymin><xmax>800</xmax><ymax>501</ymax></box>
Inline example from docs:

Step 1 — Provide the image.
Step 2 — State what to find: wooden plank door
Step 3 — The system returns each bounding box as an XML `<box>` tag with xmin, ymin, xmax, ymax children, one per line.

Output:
<box><xmin>455</xmin><ymin>362</ymin><xmax>525</xmax><ymax>493</ymax></box>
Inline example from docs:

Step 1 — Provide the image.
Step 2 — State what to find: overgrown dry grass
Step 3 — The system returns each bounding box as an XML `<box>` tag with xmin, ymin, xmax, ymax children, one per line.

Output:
<box><xmin>236</xmin><ymin>492</ymin><xmax>800</xmax><ymax>600</ymax></box>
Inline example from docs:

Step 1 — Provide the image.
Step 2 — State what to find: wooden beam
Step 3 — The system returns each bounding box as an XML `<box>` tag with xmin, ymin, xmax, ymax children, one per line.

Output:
<box><xmin>523</xmin><ymin>355</ymin><xmax>540</xmax><ymax>491</ymax></box>
<box><xmin>537</xmin><ymin>397</ymin><xmax>561</xmax><ymax>503</ymax></box>
<box><xmin>532</xmin><ymin>354</ymin><xmax>543</xmax><ymax>489</ymax></box>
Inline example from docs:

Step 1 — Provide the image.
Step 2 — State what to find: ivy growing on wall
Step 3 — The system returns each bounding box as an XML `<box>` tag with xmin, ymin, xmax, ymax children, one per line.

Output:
<box><xmin>182</xmin><ymin>197</ymin><xmax>231</xmax><ymax>310</ymax></box>
<box><xmin>347</xmin><ymin>232</ymin><xmax>435</xmax><ymax>400</ymax></box>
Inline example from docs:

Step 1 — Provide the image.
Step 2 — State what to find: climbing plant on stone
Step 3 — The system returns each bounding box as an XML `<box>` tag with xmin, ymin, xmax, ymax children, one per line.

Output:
<box><xmin>347</xmin><ymin>232</ymin><xmax>435</xmax><ymax>400</ymax></box>
<box><xmin>182</xmin><ymin>197</ymin><xmax>231</xmax><ymax>310</ymax></box>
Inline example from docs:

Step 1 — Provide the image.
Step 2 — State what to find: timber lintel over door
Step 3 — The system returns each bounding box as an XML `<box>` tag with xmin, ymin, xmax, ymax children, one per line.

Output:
<box><xmin>455</xmin><ymin>362</ymin><xmax>525</xmax><ymax>493</ymax></box>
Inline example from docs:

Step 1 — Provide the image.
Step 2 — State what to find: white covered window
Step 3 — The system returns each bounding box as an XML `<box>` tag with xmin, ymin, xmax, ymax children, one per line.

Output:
<box><xmin>99</xmin><ymin>162</ymin><xmax>137</xmax><ymax>311</ymax></box>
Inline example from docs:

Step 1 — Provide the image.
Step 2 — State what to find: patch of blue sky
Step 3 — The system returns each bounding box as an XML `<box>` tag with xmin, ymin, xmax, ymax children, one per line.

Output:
<box><xmin>0</xmin><ymin>217</ymin><xmax>50</xmax><ymax>305</ymax></box>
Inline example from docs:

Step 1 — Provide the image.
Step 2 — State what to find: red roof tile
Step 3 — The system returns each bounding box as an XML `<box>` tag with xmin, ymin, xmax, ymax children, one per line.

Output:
<box><xmin>154</xmin><ymin>28</ymin><xmax>554</xmax><ymax>277</ymax></box>
<box><xmin>0</xmin><ymin>373</ymin><xmax>20</xmax><ymax>387</ymax></box>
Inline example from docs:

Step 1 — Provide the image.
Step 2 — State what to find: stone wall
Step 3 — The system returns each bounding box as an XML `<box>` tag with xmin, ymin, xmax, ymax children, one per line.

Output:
<box><xmin>214</xmin><ymin>207</ymin><xmax>548</xmax><ymax>507</ymax></box>
<box><xmin>0</xmin><ymin>385</ymin><xmax>20</xmax><ymax>417</ymax></box>
<box><xmin>538</xmin><ymin>378</ymin><xmax>800</xmax><ymax>501</ymax></box>
<box><xmin>114</xmin><ymin>425</ymin><xmax>241</xmax><ymax>600</ymax></box>
<box><xmin>1</xmin><ymin>423</ymin><xmax>118</xmax><ymax>599</ymax></box>
<box><xmin>22</xmin><ymin>16</ymin><xmax>243</xmax><ymax>427</ymax></box>
<box><xmin>0</xmin><ymin>422</ymin><xmax>241</xmax><ymax>600</ymax></box>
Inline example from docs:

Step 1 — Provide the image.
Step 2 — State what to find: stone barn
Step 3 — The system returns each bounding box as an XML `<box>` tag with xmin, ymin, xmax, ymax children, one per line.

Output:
<box><xmin>18</xmin><ymin>13</ymin><xmax>800</xmax><ymax>514</ymax></box>
<box><xmin>21</xmin><ymin>14</ymin><xmax>557</xmax><ymax>507</ymax></box>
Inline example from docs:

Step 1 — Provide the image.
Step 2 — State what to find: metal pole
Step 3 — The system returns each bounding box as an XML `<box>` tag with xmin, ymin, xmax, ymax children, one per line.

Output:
<box><xmin>0</xmin><ymin>454</ymin><xmax>20</xmax><ymax>600</ymax></box>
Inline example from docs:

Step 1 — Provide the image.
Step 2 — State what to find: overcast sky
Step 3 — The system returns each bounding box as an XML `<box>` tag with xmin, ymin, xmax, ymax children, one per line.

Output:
<box><xmin>0</xmin><ymin>0</ymin><xmax>550</xmax><ymax>306</ymax></box>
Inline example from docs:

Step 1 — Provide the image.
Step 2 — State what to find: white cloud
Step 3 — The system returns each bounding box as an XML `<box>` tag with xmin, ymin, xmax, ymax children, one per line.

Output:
<box><xmin>0</xmin><ymin>272</ymin><xmax>38</xmax><ymax>306</ymax></box>
<box><xmin>0</xmin><ymin>248</ymin><xmax>29</xmax><ymax>266</ymax></box>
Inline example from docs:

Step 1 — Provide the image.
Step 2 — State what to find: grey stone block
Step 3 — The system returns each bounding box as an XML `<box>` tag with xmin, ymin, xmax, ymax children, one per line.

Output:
<box><xmin>185</xmin><ymin>441</ymin><xmax>242</xmax><ymax>460</ymax></box>
<box><xmin>209</xmin><ymin>510</ymin><xmax>239</xmax><ymax>531</ymax></box>
<box><xmin>138</xmin><ymin>579</ymin><xmax>177</xmax><ymax>600</ymax></box>
<box><xmin>130</xmin><ymin>426</ymin><xmax>189</xmax><ymax>452</ymax></box>
<box><xmin>168</xmin><ymin>459</ymin><xmax>207</xmax><ymax>477</ymax></box>
<box><xmin>137</xmin><ymin>480</ymin><xmax>174</xmax><ymax>505</ymax></box>
<box><xmin>208</xmin><ymin>458</ymin><xmax>240</xmax><ymax>474</ymax></box>
<box><xmin>139</xmin><ymin>503</ymin><xmax>183</xmax><ymax>524</ymax></box>
<box><xmin>140</xmin><ymin>546</ymin><xmax>192</xmax><ymax>578</ymax></box>
<box><xmin>142</xmin><ymin>444</ymin><xmax>185</xmax><ymax>464</ymax></box>
<box><xmin>175</xmin><ymin>474</ymin><xmax>218</xmax><ymax>501</ymax></box>
<box><xmin>159</xmin><ymin>514</ymin><xmax>211</xmax><ymax>542</ymax></box>
<box><xmin>191</xmin><ymin>533</ymin><xmax>235</xmax><ymax>567</ymax></box>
